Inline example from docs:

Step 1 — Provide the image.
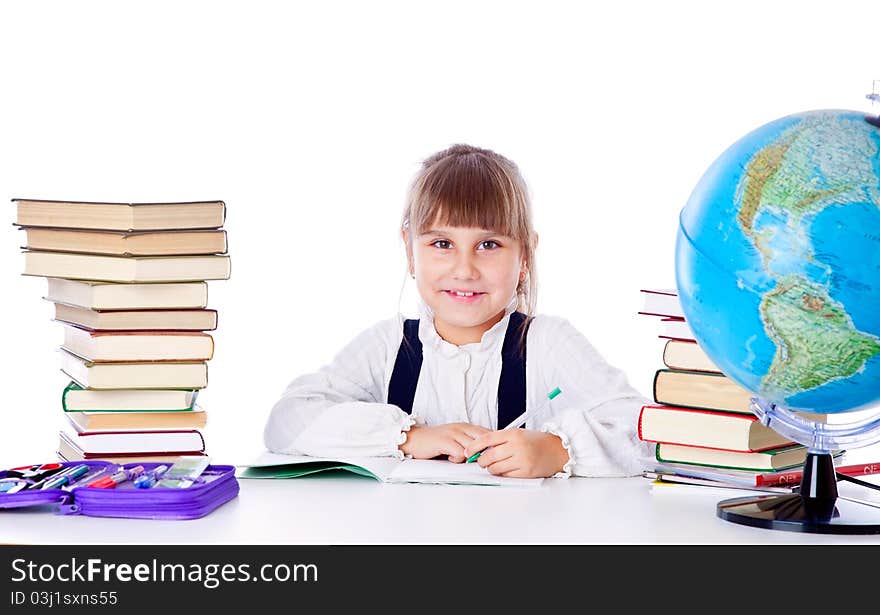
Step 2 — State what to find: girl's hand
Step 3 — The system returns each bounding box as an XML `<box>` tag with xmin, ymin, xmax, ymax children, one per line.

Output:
<box><xmin>463</xmin><ymin>429</ymin><xmax>568</xmax><ymax>478</ymax></box>
<box><xmin>399</xmin><ymin>423</ymin><xmax>491</xmax><ymax>462</ymax></box>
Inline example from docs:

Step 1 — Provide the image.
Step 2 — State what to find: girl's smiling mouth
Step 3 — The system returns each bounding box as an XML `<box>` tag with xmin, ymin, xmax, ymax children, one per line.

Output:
<box><xmin>442</xmin><ymin>289</ymin><xmax>486</xmax><ymax>303</ymax></box>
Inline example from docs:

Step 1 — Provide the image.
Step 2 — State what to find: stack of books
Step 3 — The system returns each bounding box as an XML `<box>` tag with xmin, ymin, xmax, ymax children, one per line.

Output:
<box><xmin>15</xmin><ymin>198</ymin><xmax>231</xmax><ymax>464</ymax></box>
<box><xmin>636</xmin><ymin>288</ymin><xmax>818</xmax><ymax>491</ymax></box>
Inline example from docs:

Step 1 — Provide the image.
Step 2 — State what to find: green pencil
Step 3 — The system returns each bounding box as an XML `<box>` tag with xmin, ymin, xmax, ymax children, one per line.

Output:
<box><xmin>466</xmin><ymin>387</ymin><xmax>562</xmax><ymax>463</ymax></box>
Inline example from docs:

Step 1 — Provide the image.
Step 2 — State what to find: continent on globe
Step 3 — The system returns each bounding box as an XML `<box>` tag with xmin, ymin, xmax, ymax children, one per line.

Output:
<box><xmin>737</xmin><ymin>114</ymin><xmax>877</xmax><ymax>233</ymax></box>
<box><xmin>760</xmin><ymin>275</ymin><xmax>880</xmax><ymax>395</ymax></box>
<box><xmin>676</xmin><ymin>109</ymin><xmax>880</xmax><ymax>414</ymax></box>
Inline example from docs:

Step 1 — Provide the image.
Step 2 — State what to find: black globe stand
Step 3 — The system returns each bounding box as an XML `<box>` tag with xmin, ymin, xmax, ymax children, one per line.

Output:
<box><xmin>717</xmin><ymin>452</ymin><xmax>880</xmax><ymax>534</ymax></box>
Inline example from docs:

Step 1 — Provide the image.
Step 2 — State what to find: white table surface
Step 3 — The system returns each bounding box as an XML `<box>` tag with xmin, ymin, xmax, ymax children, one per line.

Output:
<box><xmin>5</xmin><ymin>473</ymin><xmax>880</xmax><ymax>545</ymax></box>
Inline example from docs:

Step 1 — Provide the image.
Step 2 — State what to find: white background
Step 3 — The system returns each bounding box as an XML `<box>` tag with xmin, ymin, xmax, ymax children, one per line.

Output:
<box><xmin>0</xmin><ymin>1</ymin><xmax>877</xmax><ymax>467</ymax></box>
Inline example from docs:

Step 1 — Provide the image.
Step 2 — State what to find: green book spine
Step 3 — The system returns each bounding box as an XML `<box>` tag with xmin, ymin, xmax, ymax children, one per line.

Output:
<box><xmin>61</xmin><ymin>381</ymin><xmax>197</xmax><ymax>413</ymax></box>
<box><xmin>654</xmin><ymin>443</ymin><xmax>843</xmax><ymax>472</ymax></box>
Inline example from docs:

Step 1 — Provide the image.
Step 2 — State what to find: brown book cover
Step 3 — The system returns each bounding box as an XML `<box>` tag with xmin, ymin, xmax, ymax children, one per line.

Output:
<box><xmin>13</xmin><ymin>198</ymin><xmax>225</xmax><ymax>231</ymax></box>
<box><xmin>61</xmin><ymin>325</ymin><xmax>215</xmax><ymax>362</ymax></box>
<box><xmin>652</xmin><ymin>369</ymin><xmax>827</xmax><ymax>422</ymax></box>
<box><xmin>653</xmin><ymin>369</ymin><xmax>754</xmax><ymax>414</ymax></box>
<box><xmin>44</xmin><ymin>279</ymin><xmax>208</xmax><ymax>310</ymax></box>
<box><xmin>21</xmin><ymin>227</ymin><xmax>228</xmax><ymax>256</ymax></box>
<box><xmin>52</xmin><ymin>303</ymin><xmax>218</xmax><ymax>331</ymax></box>
<box><xmin>638</xmin><ymin>403</ymin><xmax>793</xmax><ymax>452</ymax></box>
<box><xmin>23</xmin><ymin>250</ymin><xmax>231</xmax><ymax>283</ymax></box>
<box><xmin>65</xmin><ymin>406</ymin><xmax>208</xmax><ymax>432</ymax></box>
<box><xmin>661</xmin><ymin>339</ymin><xmax>722</xmax><ymax>373</ymax></box>
<box><xmin>60</xmin><ymin>348</ymin><xmax>209</xmax><ymax>389</ymax></box>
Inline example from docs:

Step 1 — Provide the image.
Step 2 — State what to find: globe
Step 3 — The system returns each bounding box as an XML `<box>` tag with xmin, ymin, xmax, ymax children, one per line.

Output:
<box><xmin>675</xmin><ymin>109</ymin><xmax>880</xmax><ymax>416</ymax></box>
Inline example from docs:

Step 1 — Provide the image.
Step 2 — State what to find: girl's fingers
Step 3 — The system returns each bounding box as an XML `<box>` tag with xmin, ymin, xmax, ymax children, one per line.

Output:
<box><xmin>453</xmin><ymin>433</ymin><xmax>481</xmax><ymax>452</ymax></box>
<box><xmin>465</xmin><ymin>430</ymin><xmax>512</xmax><ymax>458</ymax></box>
<box><xmin>452</xmin><ymin>433</ymin><xmax>470</xmax><ymax>446</ymax></box>
<box><xmin>485</xmin><ymin>457</ymin><xmax>519</xmax><ymax>476</ymax></box>
<box><xmin>442</xmin><ymin>438</ymin><xmax>466</xmax><ymax>459</ymax></box>
<box><xmin>450</xmin><ymin>424</ymin><xmax>490</xmax><ymax>441</ymax></box>
<box><xmin>477</xmin><ymin>443</ymin><xmax>514</xmax><ymax>469</ymax></box>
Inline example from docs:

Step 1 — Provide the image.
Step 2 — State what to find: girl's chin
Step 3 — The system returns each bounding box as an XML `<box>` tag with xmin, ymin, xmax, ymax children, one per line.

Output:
<box><xmin>433</xmin><ymin>305</ymin><xmax>502</xmax><ymax>330</ymax></box>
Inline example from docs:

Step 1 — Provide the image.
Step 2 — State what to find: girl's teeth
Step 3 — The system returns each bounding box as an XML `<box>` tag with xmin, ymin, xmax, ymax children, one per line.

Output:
<box><xmin>454</xmin><ymin>291</ymin><xmax>474</xmax><ymax>297</ymax></box>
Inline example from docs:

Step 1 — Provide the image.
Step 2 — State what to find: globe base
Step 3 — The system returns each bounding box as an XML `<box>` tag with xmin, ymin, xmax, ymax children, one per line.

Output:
<box><xmin>717</xmin><ymin>453</ymin><xmax>880</xmax><ymax>534</ymax></box>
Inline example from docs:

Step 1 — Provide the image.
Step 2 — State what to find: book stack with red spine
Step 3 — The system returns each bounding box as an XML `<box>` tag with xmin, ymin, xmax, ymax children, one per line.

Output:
<box><xmin>636</xmin><ymin>288</ymin><xmax>819</xmax><ymax>489</ymax></box>
<box><xmin>15</xmin><ymin>199</ymin><xmax>231</xmax><ymax>464</ymax></box>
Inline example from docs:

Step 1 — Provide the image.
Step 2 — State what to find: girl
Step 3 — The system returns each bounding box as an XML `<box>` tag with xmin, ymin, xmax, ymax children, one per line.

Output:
<box><xmin>264</xmin><ymin>144</ymin><xmax>654</xmax><ymax>478</ymax></box>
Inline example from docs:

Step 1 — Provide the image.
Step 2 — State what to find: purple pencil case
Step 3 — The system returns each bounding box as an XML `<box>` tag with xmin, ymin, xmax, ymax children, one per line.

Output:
<box><xmin>0</xmin><ymin>460</ymin><xmax>238</xmax><ymax>520</ymax></box>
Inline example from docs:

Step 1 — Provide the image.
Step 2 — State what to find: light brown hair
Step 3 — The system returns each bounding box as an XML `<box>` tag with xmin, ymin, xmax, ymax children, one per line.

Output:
<box><xmin>402</xmin><ymin>143</ymin><xmax>538</xmax><ymax>317</ymax></box>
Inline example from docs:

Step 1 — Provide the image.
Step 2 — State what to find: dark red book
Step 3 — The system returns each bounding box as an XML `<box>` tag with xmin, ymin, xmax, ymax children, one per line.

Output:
<box><xmin>58</xmin><ymin>428</ymin><xmax>205</xmax><ymax>457</ymax></box>
<box><xmin>652</xmin><ymin>458</ymin><xmax>873</xmax><ymax>488</ymax></box>
<box><xmin>638</xmin><ymin>404</ymin><xmax>794</xmax><ymax>452</ymax></box>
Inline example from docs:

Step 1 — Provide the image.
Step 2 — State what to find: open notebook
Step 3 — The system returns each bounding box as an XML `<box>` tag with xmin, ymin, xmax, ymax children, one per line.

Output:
<box><xmin>237</xmin><ymin>452</ymin><xmax>544</xmax><ymax>487</ymax></box>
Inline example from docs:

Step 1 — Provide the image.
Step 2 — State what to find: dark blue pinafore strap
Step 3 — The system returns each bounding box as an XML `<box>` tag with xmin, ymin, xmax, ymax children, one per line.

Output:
<box><xmin>387</xmin><ymin>319</ymin><xmax>423</xmax><ymax>416</ymax></box>
<box><xmin>387</xmin><ymin>312</ymin><xmax>532</xmax><ymax>429</ymax></box>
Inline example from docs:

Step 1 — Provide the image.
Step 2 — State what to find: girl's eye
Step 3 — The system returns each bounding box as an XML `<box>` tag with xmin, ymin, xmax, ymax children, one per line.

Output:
<box><xmin>478</xmin><ymin>240</ymin><xmax>500</xmax><ymax>250</ymax></box>
<box><xmin>431</xmin><ymin>240</ymin><xmax>452</xmax><ymax>249</ymax></box>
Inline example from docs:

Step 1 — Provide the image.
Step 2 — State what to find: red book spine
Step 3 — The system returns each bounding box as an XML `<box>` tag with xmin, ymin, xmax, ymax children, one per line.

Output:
<box><xmin>756</xmin><ymin>462</ymin><xmax>880</xmax><ymax>486</ymax></box>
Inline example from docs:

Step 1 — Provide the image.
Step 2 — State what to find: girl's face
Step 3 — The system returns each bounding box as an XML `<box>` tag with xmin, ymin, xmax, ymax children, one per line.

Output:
<box><xmin>407</xmin><ymin>224</ymin><xmax>525</xmax><ymax>345</ymax></box>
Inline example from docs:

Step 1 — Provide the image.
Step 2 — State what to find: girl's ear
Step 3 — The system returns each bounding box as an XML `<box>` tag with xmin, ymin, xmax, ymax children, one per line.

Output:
<box><xmin>520</xmin><ymin>231</ymin><xmax>538</xmax><ymax>279</ymax></box>
<box><xmin>402</xmin><ymin>227</ymin><xmax>414</xmax><ymax>274</ymax></box>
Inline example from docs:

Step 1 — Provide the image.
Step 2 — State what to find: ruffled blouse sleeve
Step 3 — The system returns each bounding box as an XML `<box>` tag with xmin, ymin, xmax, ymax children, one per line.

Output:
<box><xmin>531</xmin><ymin>317</ymin><xmax>656</xmax><ymax>477</ymax></box>
<box><xmin>263</xmin><ymin>317</ymin><xmax>415</xmax><ymax>458</ymax></box>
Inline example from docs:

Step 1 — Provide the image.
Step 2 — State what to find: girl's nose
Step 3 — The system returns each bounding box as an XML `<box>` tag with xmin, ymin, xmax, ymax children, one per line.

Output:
<box><xmin>451</xmin><ymin>252</ymin><xmax>479</xmax><ymax>279</ymax></box>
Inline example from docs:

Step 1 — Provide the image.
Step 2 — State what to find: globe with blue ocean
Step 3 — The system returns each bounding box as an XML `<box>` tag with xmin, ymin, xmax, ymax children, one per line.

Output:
<box><xmin>676</xmin><ymin>109</ymin><xmax>880</xmax><ymax>415</ymax></box>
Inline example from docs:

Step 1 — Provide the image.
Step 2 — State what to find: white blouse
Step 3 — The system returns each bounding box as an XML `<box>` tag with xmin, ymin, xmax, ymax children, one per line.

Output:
<box><xmin>264</xmin><ymin>301</ymin><xmax>656</xmax><ymax>477</ymax></box>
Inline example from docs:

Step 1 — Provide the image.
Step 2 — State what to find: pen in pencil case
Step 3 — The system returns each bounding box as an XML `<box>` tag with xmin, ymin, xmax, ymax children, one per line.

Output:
<box><xmin>21</xmin><ymin>466</ymin><xmax>68</xmax><ymax>490</ymax></box>
<box><xmin>67</xmin><ymin>467</ymin><xmax>112</xmax><ymax>490</ymax></box>
<box><xmin>467</xmin><ymin>387</ymin><xmax>563</xmax><ymax>463</ymax></box>
<box><xmin>40</xmin><ymin>464</ymin><xmax>90</xmax><ymax>490</ymax></box>
<box><xmin>133</xmin><ymin>465</ymin><xmax>169</xmax><ymax>489</ymax></box>
<box><xmin>87</xmin><ymin>465</ymin><xmax>144</xmax><ymax>489</ymax></box>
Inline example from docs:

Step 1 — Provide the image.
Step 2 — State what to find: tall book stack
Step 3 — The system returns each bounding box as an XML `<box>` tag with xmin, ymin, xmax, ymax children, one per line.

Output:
<box><xmin>15</xmin><ymin>199</ymin><xmax>231</xmax><ymax>464</ymax></box>
<box><xmin>636</xmin><ymin>288</ymin><xmax>816</xmax><ymax>490</ymax></box>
